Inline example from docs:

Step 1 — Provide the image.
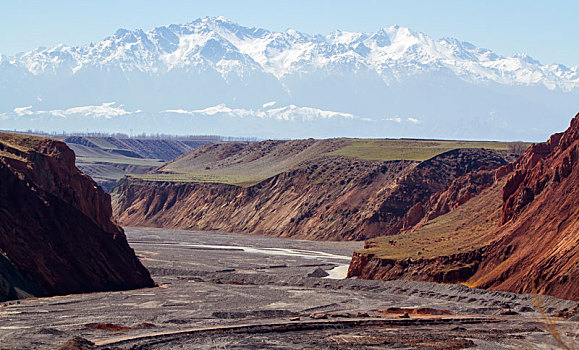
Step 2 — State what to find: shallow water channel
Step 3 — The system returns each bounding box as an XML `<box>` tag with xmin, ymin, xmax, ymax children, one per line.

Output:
<box><xmin>130</xmin><ymin>240</ymin><xmax>353</xmax><ymax>279</ymax></box>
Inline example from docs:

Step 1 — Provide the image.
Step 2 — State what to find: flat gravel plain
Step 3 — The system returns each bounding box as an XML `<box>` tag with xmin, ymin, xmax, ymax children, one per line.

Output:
<box><xmin>0</xmin><ymin>227</ymin><xmax>576</xmax><ymax>349</ymax></box>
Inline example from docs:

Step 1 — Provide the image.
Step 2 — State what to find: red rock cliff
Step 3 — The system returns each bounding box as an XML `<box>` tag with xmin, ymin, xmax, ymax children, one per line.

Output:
<box><xmin>470</xmin><ymin>113</ymin><xmax>579</xmax><ymax>299</ymax></box>
<box><xmin>0</xmin><ymin>133</ymin><xmax>154</xmax><ymax>301</ymax></box>
<box><xmin>348</xmin><ymin>113</ymin><xmax>579</xmax><ymax>301</ymax></box>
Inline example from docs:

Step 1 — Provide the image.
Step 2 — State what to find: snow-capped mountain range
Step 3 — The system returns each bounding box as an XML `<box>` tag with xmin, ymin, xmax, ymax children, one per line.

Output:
<box><xmin>1</xmin><ymin>17</ymin><xmax>577</xmax><ymax>140</ymax></box>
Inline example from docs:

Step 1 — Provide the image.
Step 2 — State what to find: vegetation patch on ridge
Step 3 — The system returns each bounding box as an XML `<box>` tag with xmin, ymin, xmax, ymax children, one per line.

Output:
<box><xmin>329</xmin><ymin>139</ymin><xmax>514</xmax><ymax>162</ymax></box>
<box><xmin>134</xmin><ymin>138</ymin><xmax>524</xmax><ymax>187</ymax></box>
<box><xmin>358</xmin><ymin>179</ymin><xmax>506</xmax><ymax>260</ymax></box>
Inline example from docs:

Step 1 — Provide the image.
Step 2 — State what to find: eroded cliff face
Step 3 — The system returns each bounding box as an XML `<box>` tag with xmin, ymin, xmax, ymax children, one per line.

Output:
<box><xmin>349</xmin><ymin>113</ymin><xmax>579</xmax><ymax>301</ymax></box>
<box><xmin>0</xmin><ymin>133</ymin><xmax>154</xmax><ymax>301</ymax></box>
<box><xmin>115</xmin><ymin>157</ymin><xmax>416</xmax><ymax>241</ymax></box>
<box><xmin>470</xmin><ymin>114</ymin><xmax>579</xmax><ymax>300</ymax></box>
<box><xmin>114</xmin><ymin>149</ymin><xmax>510</xmax><ymax>241</ymax></box>
<box><xmin>369</xmin><ymin>149</ymin><xmax>509</xmax><ymax>236</ymax></box>
<box><xmin>348</xmin><ymin>249</ymin><xmax>485</xmax><ymax>284</ymax></box>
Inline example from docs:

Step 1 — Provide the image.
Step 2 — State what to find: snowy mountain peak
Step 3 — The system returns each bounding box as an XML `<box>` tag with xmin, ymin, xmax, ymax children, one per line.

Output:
<box><xmin>4</xmin><ymin>17</ymin><xmax>576</xmax><ymax>91</ymax></box>
<box><xmin>1</xmin><ymin>17</ymin><xmax>578</xmax><ymax>142</ymax></box>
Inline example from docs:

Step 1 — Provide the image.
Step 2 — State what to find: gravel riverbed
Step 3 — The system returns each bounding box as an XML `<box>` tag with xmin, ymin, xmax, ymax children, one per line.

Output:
<box><xmin>0</xmin><ymin>227</ymin><xmax>576</xmax><ymax>349</ymax></box>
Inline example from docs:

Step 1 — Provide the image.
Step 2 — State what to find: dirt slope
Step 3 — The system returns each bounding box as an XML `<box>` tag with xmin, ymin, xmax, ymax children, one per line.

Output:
<box><xmin>114</xmin><ymin>139</ymin><xmax>512</xmax><ymax>241</ymax></box>
<box><xmin>349</xmin><ymin>113</ymin><xmax>579</xmax><ymax>301</ymax></box>
<box><xmin>63</xmin><ymin>136</ymin><xmax>214</xmax><ymax>191</ymax></box>
<box><xmin>0</xmin><ymin>133</ymin><xmax>154</xmax><ymax>301</ymax></box>
<box><xmin>470</xmin><ymin>114</ymin><xmax>579</xmax><ymax>299</ymax></box>
<box><xmin>64</xmin><ymin>136</ymin><xmax>207</xmax><ymax>161</ymax></box>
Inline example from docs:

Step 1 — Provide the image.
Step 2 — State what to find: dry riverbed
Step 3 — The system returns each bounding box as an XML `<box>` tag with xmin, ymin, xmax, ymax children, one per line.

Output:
<box><xmin>0</xmin><ymin>227</ymin><xmax>577</xmax><ymax>349</ymax></box>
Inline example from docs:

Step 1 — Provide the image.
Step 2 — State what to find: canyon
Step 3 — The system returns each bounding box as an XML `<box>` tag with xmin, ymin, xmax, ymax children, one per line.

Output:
<box><xmin>109</xmin><ymin>116</ymin><xmax>579</xmax><ymax>301</ymax></box>
<box><xmin>0</xmin><ymin>123</ymin><xmax>577</xmax><ymax>348</ymax></box>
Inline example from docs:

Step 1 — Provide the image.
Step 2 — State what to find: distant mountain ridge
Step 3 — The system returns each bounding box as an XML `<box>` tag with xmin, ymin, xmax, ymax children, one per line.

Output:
<box><xmin>5</xmin><ymin>17</ymin><xmax>578</xmax><ymax>89</ymax></box>
<box><xmin>1</xmin><ymin>17</ymin><xmax>577</xmax><ymax>140</ymax></box>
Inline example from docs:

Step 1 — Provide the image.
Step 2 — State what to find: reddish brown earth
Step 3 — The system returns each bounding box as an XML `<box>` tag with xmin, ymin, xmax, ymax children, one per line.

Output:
<box><xmin>378</xmin><ymin>307</ymin><xmax>452</xmax><ymax>316</ymax></box>
<box><xmin>348</xmin><ymin>248</ymin><xmax>488</xmax><ymax>285</ymax></box>
<box><xmin>397</xmin><ymin>168</ymin><xmax>499</xmax><ymax>231</ymax></box>
<box><xmin>114</xmin><ymin>147</ymin><xmax>510</xmax><ymax>241</ymax></box>
<box><xmin>349</xmin><ymin>113</ymin><xmax>579</xmax><ymax>301</ymax></box>
<box><xmin>470</xmin><ymin>114</ymin><xmax>579</xmax><ymax>299</ymax></box>
<box><xmin>0</xmin><ymin>133</ymin><xmax>154</xmax><ymax>301</ymax></box>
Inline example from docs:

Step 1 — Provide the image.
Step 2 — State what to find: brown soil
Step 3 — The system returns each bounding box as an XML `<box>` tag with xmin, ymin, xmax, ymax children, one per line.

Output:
<box><xmin>84</xmin><ymin>323</ymin><xmax>134</xmax><ymax>332</ymax></box>
<box><xmin>0</xmin><ymin>132</ymin><xmax>154</xmax><ymax>302</ymax></box>
<box><xmin>470</xmin><ymin>113</ymin><xmax>579</xmax><ymax>299</ymax></box>
<box><xmin>349</xmin><ymin>113</ymin><xmax>579</xmax><ymax>301</ymax></box>
<box><xmin>56</xmin><ymin>337</ymin><xmax>96</xmax><ymax>350</ymax></box>
<box><xmin>379</xmin><ymin>307</ymin><xmax>452</xmax><ymax>316</ymax></box>
<box><xmin>114</xmin><ymin>146</ymin><xmax>511</xmax><ymax>241</ymax></box>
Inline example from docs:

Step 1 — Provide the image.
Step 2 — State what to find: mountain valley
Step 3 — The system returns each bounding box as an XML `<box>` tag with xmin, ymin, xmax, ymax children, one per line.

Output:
<box><xmin>2</xmin><ymin>6</ymin><xmax>579</xmax><ymax>349</ymax></box>
<box><xmin>0</xmin><ymin>122</ymin><xmax>577</xmax><ymax>349</ymax></box>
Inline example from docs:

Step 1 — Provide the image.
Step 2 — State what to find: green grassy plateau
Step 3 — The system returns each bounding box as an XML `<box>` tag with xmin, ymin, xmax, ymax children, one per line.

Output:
<box><xmin>134</xmin><ymin>138</ymin><xmax>522</xmax><ymax>187</ymax></box>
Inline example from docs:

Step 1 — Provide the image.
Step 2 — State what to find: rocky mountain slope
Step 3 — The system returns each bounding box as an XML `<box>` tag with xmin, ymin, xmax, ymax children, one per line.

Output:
<box><xmin>1</xmin><ymin>17</ymin><xmax>577</xmax><ymax>140</ymax></box>
<box><xmin>64</xmin><ymin>136</ymin><xmax>208</xmax><ymax>161</ymax></box>
<box><xmin>0</xmin><ymin>133</ymin><xmax>154</xmax><ymax>301</ymax></box>
<box><xmin>348</xmin><ymin>113</ymin><xmax>579</xmax><ymax>301</ymax></box>
<box><xmin>113</xmin><ymin>139</ymin><xmax>514</xmax><ymax>241</ymax></box>
<box><xmin>61</xmin><ymin>135</ymin><xmax>215</xmax><ymax>191</ymax></box>
<box><xmin>4</xmin><ymin>17</ymin><xmax>577</xmax><ymax>89</ymax></box>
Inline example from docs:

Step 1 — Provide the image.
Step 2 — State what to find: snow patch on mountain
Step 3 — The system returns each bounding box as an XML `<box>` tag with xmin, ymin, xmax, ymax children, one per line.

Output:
<box><xmin>0</xmin><ymin>17</ymin><xmax>577</xmax><ymax>141</ymax></box>
<box><xmin>8</xmin><ymin>103</ymin><xmax>138</xmax><ymax>119</ymax></box>
<box><xmin>165</xmin><ymin>104</ymin><xmax>357</xmax><ymax>121</ymax></box>
<box><xmin>3</xmin><ymin>17</ymin><xmax>577</xmax><ymax>91</ymax></box>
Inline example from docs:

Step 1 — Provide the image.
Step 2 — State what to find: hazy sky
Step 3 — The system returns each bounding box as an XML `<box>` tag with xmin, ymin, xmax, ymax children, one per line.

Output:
<box><xmin>1</xmin><ymin>0</ymin><xmax>577</xmax><ymax>67</ymax></box>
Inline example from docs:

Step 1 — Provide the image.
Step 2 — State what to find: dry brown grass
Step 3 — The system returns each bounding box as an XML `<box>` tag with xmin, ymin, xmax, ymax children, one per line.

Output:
<box><xmin>0</xmin><ymin>132</ymin><xmax>49</xmax><ymax>152</ymax></box>
<box><xmin>360</xmin><ymin>179</ymin><xmax>505</xmax><ymax>259</ymax></box>
<box><xmin>531</xmin><ymin>292</ymin><xmax>578</xmax><ymax>350</ymax></box>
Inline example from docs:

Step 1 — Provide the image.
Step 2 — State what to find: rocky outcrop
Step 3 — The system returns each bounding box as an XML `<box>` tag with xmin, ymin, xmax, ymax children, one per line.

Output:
<box><xmin>471</xmin><ymin>114</ymin><xmax>579</xmax><ymax>300</ymax></box>
<box><xmin>349</xmin><ymin>113</ymin><xmax>579</xmax><ymax>301</ymax></box>
<box><xmin>114</xmin><ymin>148</ymin><xmax>510</xmax><ymax>241</ymax></box>
<box><xmin>0</xmin><ymin>133</ymin><xmax>154</xmax><ymax>301</ymax></box>
<box><xmin>397</xmin><ymin>169</ymin><xmax>498</xmax><ymax>232</ymax></box>
<box><xmin>348</xmin><ymin>249</ymin><xmax>484</xmax><ymax>284</ymax></box>
<box><xmin>354</xmin><ymin>149</ymin><xmax>510</xmax><ymax>237</ymax></box>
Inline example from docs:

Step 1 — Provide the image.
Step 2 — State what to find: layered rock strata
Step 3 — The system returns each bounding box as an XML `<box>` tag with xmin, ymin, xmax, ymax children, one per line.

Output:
<box><xmin>114</xmin><ymin>148</ymin><xmax>510</xmax><ymax>241</ymax></box>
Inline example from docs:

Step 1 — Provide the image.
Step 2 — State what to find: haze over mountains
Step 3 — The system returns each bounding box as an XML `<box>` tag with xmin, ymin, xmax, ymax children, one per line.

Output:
<box><xmin>1</xmin><ymin>16</ymin><xmax>577</xmax><ymax>140</ymax></box>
